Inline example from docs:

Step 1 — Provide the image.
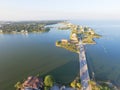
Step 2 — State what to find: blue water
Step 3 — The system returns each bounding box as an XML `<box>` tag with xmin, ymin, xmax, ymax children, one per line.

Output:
<box><xmin>0</xmin><ymin>27</ymin><xmax>79</xmax><ymax>90</ymax></box>
<box><xmin>71</xmin><ymin>20</ymin><xmax>120</xmax><ymax>86</ymax></box>
<box><xmin>0</xmin><ymin>20</ymin><xmax>120</xmax><ymax>89</ymax></box>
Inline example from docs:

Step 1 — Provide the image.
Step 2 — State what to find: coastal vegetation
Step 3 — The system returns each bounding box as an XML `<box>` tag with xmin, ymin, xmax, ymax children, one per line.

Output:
<box><xmin>54</xmin><ymin>22</ymin><xmax>115</xmax><ymax>90</ymax></box>
<box><xmin>44</xmin><ymin>75</ymin><xmax>55</xmax><ymax>90</ymax></box>
<box><xmin>14</xmin><ymin>74</ymin><xmax>113</xmax><ymax>90</ymax></box>
<box><xmin>69</xmin><ymin>77</ymin><xmax>112</xmax><ymax>90</ymax></box>
<box><xmin>14</xmin><ymin>21</ymin><xmax>115</xmax><ymax>90</ymax></box>
<box><xmin>14</xmin><ymin>75</ymin><xmax>54</xmax><ymax>90</ymax></box>
<box><xmin>0</xmin><ymin>20</ymin><xmax>61</xmax><ymax>33</ymax></box>
<box><xmin>70</xmin><ymin>77</ymin><xmax>82</xmax><ymax>89</ymax></box>
<box><xmin>56</xmin><ymin>40</ymin><xmax>79</xmax><ymax>53</ymax></box>
<box><xmin>89</xmin><ymin>80</ymin><xmax>112</xmax><ymax>90</ymax></box>
<box><xmin>56</xmin><ymin>22</ymin><xmax>101</xmax><ymax>53</ymax></box>
<box><xmin>14</xmin><ymin>82</ymin><xmax>23</xmax><ymax>90</ymax></box>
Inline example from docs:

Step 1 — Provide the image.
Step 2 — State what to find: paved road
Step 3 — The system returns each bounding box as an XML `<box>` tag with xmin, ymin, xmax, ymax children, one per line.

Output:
<box><xmin>79</xmin><ymin>40</ymin><xmax>91</xmax><ymax>90</ymax></box>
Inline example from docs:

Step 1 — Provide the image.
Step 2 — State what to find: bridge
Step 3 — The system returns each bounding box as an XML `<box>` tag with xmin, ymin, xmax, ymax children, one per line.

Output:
<box><xmin>78</xmin><ymin>40</ymin><xmax>91</xmax><ymax>90</ymax></box>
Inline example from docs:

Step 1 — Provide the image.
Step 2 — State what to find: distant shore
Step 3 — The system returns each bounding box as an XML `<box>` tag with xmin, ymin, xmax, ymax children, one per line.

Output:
<box><xmin>0</xmin><ymin>20</ymin><xmax>62</xmax><ymax>34</ymax></box>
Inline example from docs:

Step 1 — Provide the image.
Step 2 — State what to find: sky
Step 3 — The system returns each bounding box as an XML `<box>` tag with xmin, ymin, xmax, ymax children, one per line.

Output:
<box><xmin>0</xmin><ymin>0</ymin><xmax>120</xmax><ymax>21</ymax></box>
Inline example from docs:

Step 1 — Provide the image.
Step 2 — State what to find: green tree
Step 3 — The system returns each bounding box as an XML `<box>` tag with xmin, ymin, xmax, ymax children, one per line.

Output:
<box><xmin>44</xmin><ymin>86</ymin><xmax>50</xmax><ymax>90</ymax></box>
<box><xmin>14</xmin><ymin>82</ymin><xmax>22</xmax><ymax>90</ymax></box>
<box><xmin>44</xmin><ymin>75</ymin><xmax>54</xmax><ymax>87</ymax></box>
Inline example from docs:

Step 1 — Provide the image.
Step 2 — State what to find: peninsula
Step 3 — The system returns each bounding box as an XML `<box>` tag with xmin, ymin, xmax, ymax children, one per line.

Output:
<box><xmin>14</xmin><ymin>22</ymin><xmax>116</xmax><ymax>90</ymax></box>
<box><xmin>55</xmin><ymin>22</ymin><xmax>115</xmax><ymax>90</ymax></box>
<box><xmin>56</xmin><ymin>22</ymin><xmax>101</xmax><ymax>53</ymax></box>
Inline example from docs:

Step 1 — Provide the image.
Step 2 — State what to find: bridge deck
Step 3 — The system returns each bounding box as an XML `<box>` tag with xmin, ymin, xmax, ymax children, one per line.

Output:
<box><xmin>79</xmin><ymin>41</ymin><xmax>91</xmax><ymax>90</ymax></box>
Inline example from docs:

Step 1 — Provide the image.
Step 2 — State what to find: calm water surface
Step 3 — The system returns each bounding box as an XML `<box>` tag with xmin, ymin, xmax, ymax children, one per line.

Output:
<box><xmin>0</xmin><ymin>26</ymin><xmax>79</xmax><ymax>90</ymax></box>
<box><xmin>71</xmin><ymin>20</ymin><xmax>120</xmax><ymax>86</ymax></box>
<box><xmin>0</xmin><ymin>21</ymin><xmax>120</xmax><ymax>89</ymax></box>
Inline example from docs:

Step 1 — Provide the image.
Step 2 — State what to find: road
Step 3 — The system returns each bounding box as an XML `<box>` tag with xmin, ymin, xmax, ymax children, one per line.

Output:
<box><xmin>79</xmin><ymin>40</ymin><xmax>91</xmax><ymax>90</ymax></box>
